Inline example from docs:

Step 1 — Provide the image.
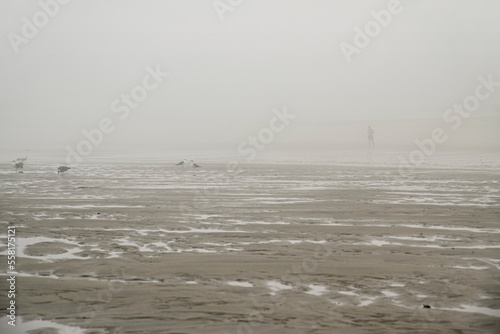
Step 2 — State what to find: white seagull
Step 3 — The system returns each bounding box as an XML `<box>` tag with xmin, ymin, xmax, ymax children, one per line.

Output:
<box><xmin>190</xmin><ymin>160</ymin><xmax>201</xmax><ymax>170</ymax></box>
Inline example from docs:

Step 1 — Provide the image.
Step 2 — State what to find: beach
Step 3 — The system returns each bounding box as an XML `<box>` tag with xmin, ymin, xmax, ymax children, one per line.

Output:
<box><xmin>0</xmin><ymin>160</ymin><xmax>499</xmax><ymax>333</ymax></box>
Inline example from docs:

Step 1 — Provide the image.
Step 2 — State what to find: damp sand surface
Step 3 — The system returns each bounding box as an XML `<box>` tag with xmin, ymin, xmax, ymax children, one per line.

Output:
<box><xmin>0</xmin><ymin>162</ymin><xmax>499</xmax><ymax>333</ymax></box>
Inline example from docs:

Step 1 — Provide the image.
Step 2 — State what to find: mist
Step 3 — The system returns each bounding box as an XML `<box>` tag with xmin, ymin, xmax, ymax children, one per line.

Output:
<box><xmin>1</xmin><ymin>0</ymin><xmax>499</xmax><ymax>160</ymax></box>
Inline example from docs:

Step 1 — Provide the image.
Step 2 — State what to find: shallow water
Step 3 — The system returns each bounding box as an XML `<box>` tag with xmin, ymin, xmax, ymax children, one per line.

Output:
<box><xmin>0</xmin><ymin>316</ymin><xmax>86</xmax><ymax>334</ymax></box>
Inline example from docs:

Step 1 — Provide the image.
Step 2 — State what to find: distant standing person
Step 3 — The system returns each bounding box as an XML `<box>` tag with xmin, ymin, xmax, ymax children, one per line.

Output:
<box><xmin>368</xmin><ymin>126</ymin><xmax>375</xmax><ymax>148</ymax></box>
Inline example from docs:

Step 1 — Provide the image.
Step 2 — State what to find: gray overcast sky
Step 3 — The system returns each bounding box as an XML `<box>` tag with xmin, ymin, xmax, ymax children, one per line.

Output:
<box><xmin>1</xmin><ymin>0</ymin><xmax>499</xmax><ymax>153</ymax></box>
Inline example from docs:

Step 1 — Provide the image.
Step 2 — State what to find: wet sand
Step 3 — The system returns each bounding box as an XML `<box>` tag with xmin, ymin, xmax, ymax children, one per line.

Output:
<box><xmin>0</xmin><ymin>163</ymin><xmax>499</xmax><ymax>333</ymax></box>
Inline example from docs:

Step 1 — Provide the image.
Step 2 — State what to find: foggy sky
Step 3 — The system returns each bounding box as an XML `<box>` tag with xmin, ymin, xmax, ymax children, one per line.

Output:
<box><xmin>1</xmin><ymin>0</ymin><xmax>499</xmax><ymax>154</ymax></box>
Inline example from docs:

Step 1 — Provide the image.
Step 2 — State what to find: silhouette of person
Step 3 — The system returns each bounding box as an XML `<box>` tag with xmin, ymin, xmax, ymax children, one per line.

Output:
<box><xmin>368</xmin><ymin>126</ymin><xmax>375</xmax><ymax>148</ymax></box>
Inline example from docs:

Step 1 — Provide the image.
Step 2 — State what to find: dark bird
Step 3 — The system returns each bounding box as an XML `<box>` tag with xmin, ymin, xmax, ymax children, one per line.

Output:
<box><xmin>423</xmin><ymin>304</ymin><xmax>431</xmax><ymax>309</ymax></box>
<box><xmin>12</xmin><ymin>161</ymin><xmax>24</xmax><ymax>173</ymax></box>
<box><xmin>175</xmin><ymin>159</ymin><xmax>187</xmax><ymax>167</ymax></box>
<box><xmin>58</xmin><ymin>166</ymin><xmax>71</xmax><ymax>175</ymax></box>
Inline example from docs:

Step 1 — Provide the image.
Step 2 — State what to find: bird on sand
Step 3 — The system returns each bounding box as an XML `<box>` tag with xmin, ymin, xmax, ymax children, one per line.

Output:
<box><xmin>190</xmin><ymin>160</ymin><xmax>201</xmax><ymax>170</ymax></box>
<box><xmin>13</xmin><ymin>161</ymin><xmax>24</xmax><ymax>173</ymax></box>
<box><xmin>58</xmin><ymin>166</ymin><xmax>71</xmax><ymax>175</ymax></box>
<box><xmin>175</xmin><ymin>159</ymin><xmax>187</xmax><ymax>167</ymax></box>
